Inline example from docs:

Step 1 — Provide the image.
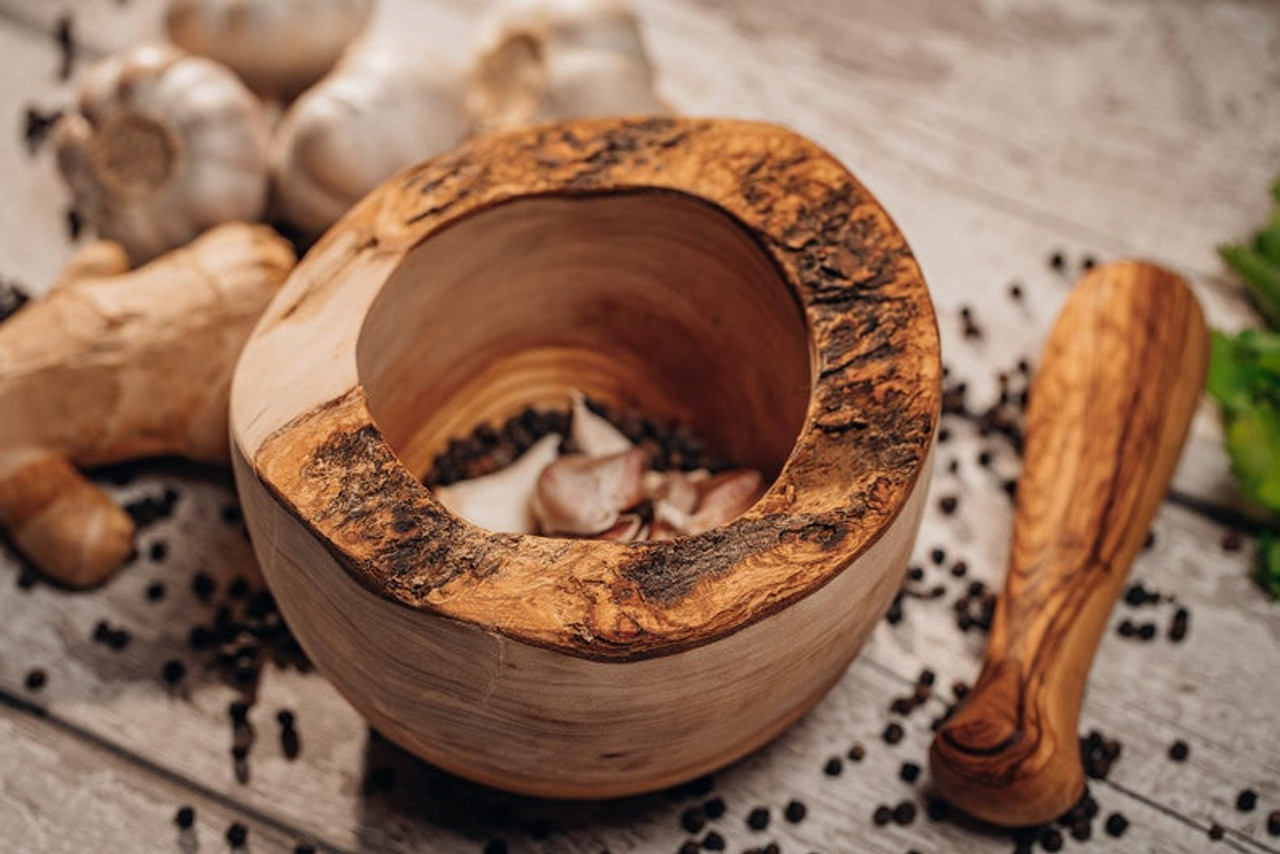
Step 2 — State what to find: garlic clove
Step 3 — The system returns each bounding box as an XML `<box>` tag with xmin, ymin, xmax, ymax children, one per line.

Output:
<box><xmin>685</xmin><ymin>469</ymin><xmax>764</xmax><ymax>535</ymax></box>
<box><xmin>532</xmin><ymin>447</ymin><xmax>647</xmax><ymax>536</ymax></box>
<box><xmin>434</xmin><ymin>432</ymin><xmax>561</xmax><ymax>534</ymax></box>
<box><xmin>166</xmin><ymin>0</ymin><xmax>374</xmax><ymax>100</ymax></box>
<box><xmin>570</xmin><ymin>391</ymin><xmax>632</xmax><ymax>457</ymax></box>
<box><xmin>595</xmin><ymin>512</ymin><xmax>647</xmax><ymax>542</ymax></box>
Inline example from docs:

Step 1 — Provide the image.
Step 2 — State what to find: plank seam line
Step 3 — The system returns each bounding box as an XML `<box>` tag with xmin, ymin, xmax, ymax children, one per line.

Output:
<box><xmin>0</xmin><ymin>687</ymin><xmax>362</xmax><ymax>854</ymax></box>
<box><xmin>1100</xmin><ymin>779</ymin><xmax>1280</xmax><ymax>854</ymax></box>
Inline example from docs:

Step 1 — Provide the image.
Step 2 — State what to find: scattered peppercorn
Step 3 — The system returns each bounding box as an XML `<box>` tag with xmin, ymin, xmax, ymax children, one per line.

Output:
<box><xmin>1137</xmin><ymin>622</ymin><xmax>1157</xmax><ymax>641</ymax></box>
<box><xmin>24</xmin><ymin>668</ymin><xmax>46</xmax><ymax>691</ymax></box>
<box><xmin>1208</xmin><ymin>823</ymin><xmax>1225</xmax><ymax>841</ymax></box>
<box><xmin>1082</xmin><ymin>255</ymin><xmax>1097</xmax><ymax>271</ymax></box>
<box><xmin>226</xmin><ymin>822</ymin><xmax>248</xmax><ymax>847</ymax></box>
<box><xmin>145</xmin><ymin>581</ymin><xmax>166</xmax><ymax>602</ymax></box>
<box><xmin>846</xmin><ymin>743</ymin><xmax>865</xmax><ymax>762</ymax></box>
<box><xmin>680</xmin><ymin>807</ymin><xmax>705</xmax><ymax>835</ymax></box>
<box><xmin>872</xmin><ymin>805</ymin><xmax>893</xmax><ymax>827</ymax></box>
<box><xmin>1266</xmin><ymin>810</ymin><xmax>1280</xmax><ymax>836</ymax></box>
<box><xmin>1039</xmin><ymin>826</ymin><xmax>1064</xmax><ymax>852</ymax></box>
<box><xmin>823</xmin><ymin>757</ymin><xmax>843</xmax><ymax>776</ymax></box>
<box><xmin>1221</xmin><ymin>530</ymin><xmax>1243</xmax><ymax>551</ymax></box>
<box><xmin>784</xmin><ymin>800</ymin><xmax>807</xmax><ymax>824</ymax></box>
<box><xmin>1049</xmin><ymin>251</ymin><xmax>1066</xmax><ymax>272</ymax></box>
<box><xmin>1009</xmin><ymin>282</ymin><xmax>1023</xmax><ymax>301</ymax></box>
<box><xmin>1104</xmin><ymin>813</ymin><xmax>1128</xmax><ymax>837</ymax></box>
<box><xmin>938</xmin><ymin>495</ymin><xmax>958</xmax><ymax>515</ymax></box>
<box><xmin>899</xmin><ymin>762</ymin><xmax>921</xmax><ymax>783</ymax></box>
<box><xmin>1237</xmin><ymin>789</ymin><xmax>1258</xmax><ymax>812</ymax></box>
<box><xmin>161</xmin><ymin>660</ymin><xmax>186</xmax><ymax>685</ymax></box>
<box><xmin>701</xmin><ymin>830</ymin><xmax>725</xmax><ymax>851</ymax></box>
<box><xmin>1168</xmin><ymin>740</ymin><xmax>1189</xmax><ymax>762</ymax></box>
<box><xmin>1169</xmin><ymin>607</ymin><xmax>1190</xmax><ymax>642</ymax></box>
<box><xmin>892</xmin><ymin>801</ymin><xmax>916</xmax><ymax>825</ymax></box>
<box><xmin>703</xmin><ymin>797</ymin><xmax>726</xmax><ymax>820</ymax></box>
<box><xmin>676</xmin><ymin>842</ymin><xmax>699</xmax><ymax>854</ymax></box>
<box><xmin>882</xmin><ymin>723</ymin><xmax>904</xmax><ymax>745</ymax></box>
<box><xmin>746</xmin><ymin>807</ymin><xmax>770</xmax><ymax>831</ymax></box>
<box><xmin>192</xmin><ymin>572</ymin><xmax>217</xmax><ymax>602</ymax></box>
<box><xmin>950</xmin><ymin>560</ymin><xmax>968</xmax><ymax>578</ymax></box>
<box><xmin>148</xmin><ymin>540</ymin><xmax>168</xmax><ymax>562</ymax></box>
<box><xmin>930</xmin><ymin>548</ymin><xmax>946</xmax><ymax>565</ymax></box>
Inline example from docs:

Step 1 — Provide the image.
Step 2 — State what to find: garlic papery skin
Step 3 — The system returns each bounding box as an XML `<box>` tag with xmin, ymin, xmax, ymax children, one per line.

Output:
<box><xmin>434</xmin><ymin>433</ymin><xmax>562</xmax><ymax>534</ymax></box>
<box><xmin>166</xmin><ymin>0</ymin><xmax>374</xmax><ymax>100</ymax></box>
<box><xmin>685</xmin><ymin>469</ymin><xmax>764</xmax><ymax>536</ymax></box>
<box><xmin>532</xmin><ymin>447</ymin><xmax>648</xmax><ymax>536</ymax></box>
<box><xmin>52</xmin><ymin>43</ymin><xmax>270</xmax><ymax>264</ymax></box>
<box><xmin>467</xmin><ymin>0</ymin><xmax>666</xmax><ymax>135</ymax></box>
<box><xmin>272</xmin><ymin>38</ymin><xmax>471</xmax><ymax>237</ymax></box>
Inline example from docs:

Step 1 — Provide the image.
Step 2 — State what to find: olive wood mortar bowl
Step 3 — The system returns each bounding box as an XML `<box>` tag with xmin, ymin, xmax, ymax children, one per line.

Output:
<box><xmin>230</xmin><ymin>117</ymin><xmax>940</xmax><ymax>798</ymax></box>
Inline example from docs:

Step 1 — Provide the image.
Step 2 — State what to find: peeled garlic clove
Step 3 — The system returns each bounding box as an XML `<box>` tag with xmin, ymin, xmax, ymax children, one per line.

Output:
<box><xmin>595</xmin><ymin>512</ymin><xmax>647</xmax><ymax>542</ymax></box>
<box><xmin>434</xmin><ymin>433</ymin><xmax>561</xmax><ymax>534</ymax></box>
<box><xmin>52</xmin><ymin>43</ymin><xmax>270</xmax><ymax>264</ymax></box>
<box><xmin>570</xmin><ymin>391</ymin><xmax>632</xmax><ymax>458</ymax></box>
<box><xmin>166</xmin><ymin>0</ymin><xmax>374</xmax><ymax>100</ymax></box>
<box><xmin>685</xmin><ymin>469</ymin><xmax>764</xmax><ymax>535</ymax></box>
<box><xmin>467</xmin><ymin>0</ymin><xmax>667</xmax><ymax>135</ymax></box>
<box><xmin>532</xmin><ymin>447</ymin><xmax>647</xmax><ymax>536</ymax></box>
<box><xmin>272</xmin><ymin>37</ymin><xmax>471</xmax><ymax>236</ymax></box>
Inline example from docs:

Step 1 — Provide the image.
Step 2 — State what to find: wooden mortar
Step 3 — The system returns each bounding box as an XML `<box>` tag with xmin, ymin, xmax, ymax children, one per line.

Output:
<box><xmin>230</xmin><ymin>117</ymin><xmax>940</xmax><ymax>798</ymax></box>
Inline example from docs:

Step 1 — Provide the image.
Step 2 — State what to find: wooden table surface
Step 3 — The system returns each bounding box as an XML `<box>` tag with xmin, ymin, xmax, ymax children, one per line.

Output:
<box><xmin>2</xmin><ymin>2</ymin><xmax>1278</xmax><ymax>853</ymax></box>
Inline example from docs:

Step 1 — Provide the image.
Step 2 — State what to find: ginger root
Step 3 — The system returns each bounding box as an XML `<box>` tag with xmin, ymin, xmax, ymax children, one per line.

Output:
<box><xmin>0</xmin><ymin>223</ymin><xmax>295</xmax><ymax>587</ymax></box>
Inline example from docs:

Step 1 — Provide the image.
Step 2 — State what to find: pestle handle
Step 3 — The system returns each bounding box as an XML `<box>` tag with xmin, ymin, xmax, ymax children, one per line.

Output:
<box><xmin>928</xmin><ymin>261</ymin><xmax>1208</xmax><ymax>827</ymax></box>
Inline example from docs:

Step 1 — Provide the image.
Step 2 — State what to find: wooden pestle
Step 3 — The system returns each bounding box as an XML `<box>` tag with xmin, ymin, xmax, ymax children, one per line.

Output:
<box><xmin>928</xmin><ymin>260</ymin><xmax>1208</xmax><ymax>827</ymax></box>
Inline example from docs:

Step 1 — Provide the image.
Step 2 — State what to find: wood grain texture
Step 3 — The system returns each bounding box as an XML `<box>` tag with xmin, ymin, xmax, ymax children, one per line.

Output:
<box><xmin>931</xmin><ymin>261</ymin><xmax>1210</xmax><ymax>826</ymax></box>
<box><xmin>0</xmin><ymin>0</ymin><xmax>1278</xmax><ymax>851</ymax></box>
<box><xmin>0</xmin><ymin>700</ymin><xmax>302</xmax><ymax>854</ymax></box>
<box><xmin>231</xmin><ymin>117</ymin><xmax>941</xmax><ymax>796</ymax></box>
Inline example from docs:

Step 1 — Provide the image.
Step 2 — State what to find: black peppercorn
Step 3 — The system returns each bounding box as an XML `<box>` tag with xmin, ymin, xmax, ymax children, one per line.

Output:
<box><xmin>1104</xmin><ymin>812</ymin><xmax>1128</xmax><ymax>837</ymax></box>
<box><xmin>703</xmin><ymin>797</ymin><xmax>725</xmax><ymax>819</ymax></box>
<box><xmin>872</xmin><ymin>805</ymin><xmax>892</xmax><ymax>826</ymax></box>
<box><xmin>174</xmin><ymin>806</ymin><xmax>195</xmax><ymax>829</ymax></box>
<box><xmin>1050</xmin><ymin>250</ymin><xmax>1066</xmax><ymax>272</ymax></box>
<box><xmin>1039</xmin><ymin>826</ymin><xmax>1064</xmax><ymax>852</ymax></box>
<box><xmin>1168</xmin><ymin>740</ymin><xmax>1189</xmax><ymax>762</ymax></box>
<box><xmin>784</xmin><ymin>800</ymin><xmax>807</xmax><ymax>824</ymax></box>
<box><xmin>847</xmin><ymin>743</ymin><xmax>865</xmax><ymax>762</ymax></box>
<box><xmin>1169</xmin><ymin>607</ymin><xmax>1190</xmax><ymax>642</ymax></box>
<box><xmin>161</xmin><ymin>660</ymin><xmax>186</xmax><ymax>685</ymax></box>
<box><xmin>226</xmin><ymin>822</ymin><xmax>248</xmax><ymax>847</ymax></box>
<box><xmin>930</xmin><ymin>548</ymin><xmax>946</xmax><ymax>565</ymax></box>
<box><xmin>823</xmin><ymin>757</ymin><xmax>843</xmax><ymax>776</ymax></box>
<box><xmin>938</xmin><ymin>495</ymin><xmax>958</xmax><ymax>515</ymax></box>
<box><xmin>883</xmin><ymin>722</ymin><xmax>904</xmax><ymax>745</ymax></box>
<box><xmin>701</xmin><ymin>830</ymin><xmax>725</xmax><ymax>851</ymax></box>
<box><xmin>746</xmin><ymin>807</ymin><xmax>770</xmax><ymax>831</ymax></box>
<box><xmin>1266</xmin><ymin>810</ymin><xmax>1280</xmax><ymax>836</ymax></box>
<box><xmin>1237</xmin><ymin>788</ymin><xmax>1258</xmax><ymax>812</ymax></box>
<box><xmin>892</xmin><ymin>801</ymin><xmax>916</xmax><ymax>825</ymax></box>
<box><xmin>680</xmin><ymin>807</ymin><xmax>705</xmax><ymax>835</ymax></box>
<box><xmin>24</xmin><ymin>668</ymin><xmax>46</xmax><ymax>691</ymax></box>
<box><xmin>1208</xmin><ymin>823</ymin><xmax>1225</xmax><ymax>841</ymax></box>
<box><xmin>145</xmin><ymin>581</ymin><xmax>166</xmax><ymax>602</ymax></box>
<box><xmin>899</xmin><ymin>762</ymin><xmax>921</xmax><ymax>783</ymax></box>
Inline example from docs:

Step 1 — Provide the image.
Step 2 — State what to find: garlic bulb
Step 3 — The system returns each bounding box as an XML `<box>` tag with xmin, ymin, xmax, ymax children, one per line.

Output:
<box><xmin>52</xmin><ymin>43</ymin><xmax>270</xmax><ymax>263</ymax></box>
<box><xmin>272</xmin><ymin>37</ymin><xmax>470</xmax><ymax>236</ymax></box>
<box><xmin>467</xmin><ymin>0</ymin><xmax>667</xmax><ymax>135</ymax></box>
<box><xmin>166</xmin><ymin>0</ymin><xmax>374</xmax><ymax>100</ymax></box>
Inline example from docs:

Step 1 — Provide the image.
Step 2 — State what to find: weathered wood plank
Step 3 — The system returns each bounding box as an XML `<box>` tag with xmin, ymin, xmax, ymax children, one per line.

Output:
<box><xmin>0</xmin><ymin>701</ymin><xmax>304</xmax><ymax>854</ymax></box>
<box><xmin>0</xmin><ymin>2</ymin><xmax>1278</xmax><ymax>854</ymax></box>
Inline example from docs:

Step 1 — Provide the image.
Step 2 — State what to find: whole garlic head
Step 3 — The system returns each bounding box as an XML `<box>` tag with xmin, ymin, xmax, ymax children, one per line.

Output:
<box><xmin>166</xmin><ymin>0</ymin><xmax>375</xmax><ymax>100</ymax></box>
<box><xmin>53</xmin><ymin>43</ymin><xmax>270</xmax><ymax>264</ymax></box>
<box><xmin>272</xmin><ymin>38</ymin><xmax>471</xmax><ymax>237</ymax></box>
<box><xmin>468</xmin><ymin>0</ymin><xmax>667</xmax><ymax>135</ymax></box>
